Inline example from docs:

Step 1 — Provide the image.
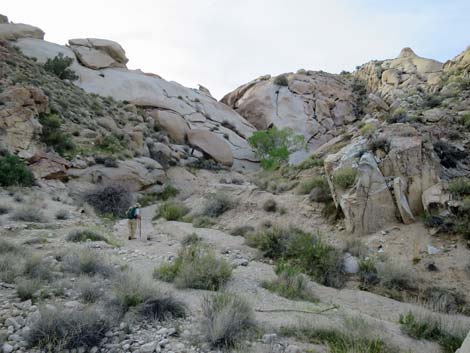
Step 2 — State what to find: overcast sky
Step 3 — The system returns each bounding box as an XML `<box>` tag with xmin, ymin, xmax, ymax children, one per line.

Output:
<box><xmin>3</xmin><ymin>0</ymin><xmax>470</xmax><ymax>98</ymax></box>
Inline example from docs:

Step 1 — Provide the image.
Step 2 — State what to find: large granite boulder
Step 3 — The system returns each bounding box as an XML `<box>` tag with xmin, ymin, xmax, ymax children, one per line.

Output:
<box><xmin>0</xmin><ymin>22</ymin><xmax>44</xmax><ymax>40</ymax></box>
<box><xmin>68</xmin><ymin>38</ymin><xmax>128</xmax><ymax>69</ymax></box>
<box><xmin>187</xmin><ymin>129</ymin><xmax>234</xmax><ymax>166</ymax></box>
<box><xmin>150</xmin><ymin>110</ymin><xmax>190</xmax><ymax>144</ymax></box>
<box><xmin>0</xmin><ymin>86</ymin><xmax>47</xmax><ymax>155</ymax></box>
<box><xmin>28</xmin><ymin>151</ymin><xmax>70</xmax><ymax>180</ymax></box>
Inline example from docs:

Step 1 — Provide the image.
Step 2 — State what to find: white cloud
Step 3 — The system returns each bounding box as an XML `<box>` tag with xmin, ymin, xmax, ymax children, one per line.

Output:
<box><xmin>3</xmin><ymin>0</ymin><xmax>470</xmax><ymax>98</ymax></box>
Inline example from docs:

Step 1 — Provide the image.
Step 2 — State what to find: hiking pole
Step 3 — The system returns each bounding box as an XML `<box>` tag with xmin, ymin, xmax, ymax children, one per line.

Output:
<box><xmin>139</xmin><ymin>218</ymin><xmax>142</xmax><ymax>240</ymax></box>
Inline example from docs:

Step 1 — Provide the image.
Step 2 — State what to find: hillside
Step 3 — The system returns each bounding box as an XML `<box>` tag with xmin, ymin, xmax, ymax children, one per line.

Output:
<box><xmin>1</xmin><ymin>14</ymin><xmax>470</xmax><ymax>353</ymax></box>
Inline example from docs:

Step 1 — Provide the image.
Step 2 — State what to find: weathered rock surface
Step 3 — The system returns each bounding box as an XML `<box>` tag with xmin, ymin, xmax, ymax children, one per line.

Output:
<box><xmin>28</xmin><ymin>151</ymin><xmax>70</xmax><ymax>180</ymax></box>
<box><xmin>187</xmin><ymin>129</ymin><xmax>234</xmax><ymax>166</ymax></box>
<box><xmin>0</xmin><ymin>22</ymin><xmax>44</xmax><ymax>40</ymax></box>
<box><xmin>68</xmin><ymin>38</ymin><xmax>128</xmax><ymax>69</ymax></box>
<box><xmin>0</xmin><ymin>86</ymin><xmax>47</xmax><ymax>155</ymax></box>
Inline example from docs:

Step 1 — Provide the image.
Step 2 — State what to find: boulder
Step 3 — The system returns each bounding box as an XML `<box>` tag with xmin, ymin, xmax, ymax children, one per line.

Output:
<box><xmin>187</xmin><ymin>129</ymin><xmax>234</xmax><ymax>166</ymax></box>
<box><xmin>71</xmin><ymin>45</ymin><xmax>118</xmax><ymax>69</ymax></box>
<box><xmin>422</xmin><ymin>183</ymin><xmax>450</xmax><ymax>214</ymax></box>
<box><xmin>150</xmin><ymin>110</ymin><xmax>190</xmax><ymax>144</ymax></box>
<box><xmin>456</xmin><ymin>329</ymin><xmax>470</xmax><ymax>353</ymax></box>
<box><xmin>68</xmin><ymin>38</ymin><xmax>128</xmax><ymax>64</ymax></box>
<box><xmin>0</xmin><ymin>86</ymin><xmax>47</xmax><ymax>154</ymax></box>
<box><xmin>0</xmin><ymin>14</ymin><xmax>8</xmax><ymax>24</ymax></box>
<box><xmin>0</xmin><ymin>23</ymin><xmax>44</xmax><ymax>40</ymax></box>
<box><xmin>28</xmin><ymin>151</ymin><xmax>70</xmax><ymax>180</ymax></box>
<box><xmin>67</xmin><ymin>157</ymin><xmax>164</xmax><ymax>192</ymax></box>
<box><xmin>393</xmin><ymin>177</ymin><xmax>415</xmax><ymax>224</ymax></box>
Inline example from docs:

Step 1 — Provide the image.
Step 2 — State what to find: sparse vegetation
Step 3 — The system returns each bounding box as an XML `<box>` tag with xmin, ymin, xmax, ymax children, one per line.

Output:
<box><xmin>66</xmin><ymin>229</ymin><xmax>109</xmax><ymax>243</ymax></box>
<box><xmin>262</xmin><ymin>199</ymin><xmax>277</xmax><ymax>212</ymax></box>
<box><xmin>343</xmin><ymin>238</ymin><xmax>368</xmax><ymax>258</ymax></box>
<box><xmin>16</xmin><ymin>278</ymin><xmax>41</xmax><ymax>301</ymax></box>
<box><xmin>274</xmin><ymin>74</ymin><xmax>289</xmax><ymax>86</ymax></box>
<box><xmin>248</xmin><ymin>127</ymin><xmax>305</xmax><ymax>170</ymax></box>
<box><xmin>43</xmin><ymin>53</ymin><xmax>78</xmax><ymax>80</ymax></box>
<box><xmin>201</xmin><ymin>292</ymin><xmax>255</xmax><ymax>348</ymax></box>
<box><xmin>448</xmin><ymin>178</ymin><xmax>470</xmax><ymax>198</ymax></box>
<box><xmin>333</xmin><ymin>167</ymin><xmax>357</xmax><ymax>189</ymax></box>
<box><xmin>459</xmin><ymin>112</ymin><xmax>470</xmax><ymax>130</ymax></box>
<box><xmin>160</xmin><ymin>184</ymin><xmax>179</xmax><ymax>200</ymax></box>
<box><xmin>433</xmin><ymin>141</ymin><xmax>467</xmax><ymax>169</ymax></box>
<box><xmin>97</xmin><ymin>134</ymin><xmax>123</xmax><ymax>154</ymax></box>
<box><xmin>156</xmin><ymin>201</ymin><xmax>189</xmax><ymax>221</ymax></box>
<box><xmin>38</xmin><ymin>113</ymin><xmax>75</xmax><ymax>157</ymax></box>
<box><xmin>10</xmin><ymin>207</ymin><xmax>47</xmax><ymax>223</ymax></box>
<box><xmin>62</xmin><ymin>249</ymin><xmax>114</xmax><ymax>278</ymax></box>
<box><xmin>202</xmin><ymin>193</ymin><xmax>235</xmax><ymax>217</ymax></box>
<box><xmin>55</xmin><ymin>209</ymin><xmax>70</xmax><ymax>220</ymax></box>
<box><xmin>154</xmin><ymin>243</ymin><xmax>232</xmax><ymax>291</ymax></box>
<box><xmin>296</xmin><ymin>157</ymin><xmax>324</xmax><ymax>170</ymax></box>
<box><xmin>399</xmin><ymin>311</ymin><xmax>468</xmax><ymax>353</ymax></box>
<box><xmin>230</xmin><ymin>225</ymin><xmax>255</xmax><ymax>237</ymax></box>
<box><xmin>0</xmin><ymin>153</ymin><xmax>34</xmax><ymax>187</ymax></box>
<box><xmin>78</xmin><ymin>278</ymin><xmax>103</xmax><ymax>303</ymax></box>
<box><xmin>85</xmin><ymin>184</ymin><xmax>133</xmax><ymax>217</ymax></box>
<box><xmin>377</xmin><ymin>261</ymin><xmax>417</xmax><ymax>292</ymax></box>
<box><xmin>359</xmin><ymin>123</ymin><xmax>376</xmax><ymax>137</ymax></box>
<box><xmin>192</xmin><ymin>216</ymin><xmax>216</xmax><ymax>228</ymax></box>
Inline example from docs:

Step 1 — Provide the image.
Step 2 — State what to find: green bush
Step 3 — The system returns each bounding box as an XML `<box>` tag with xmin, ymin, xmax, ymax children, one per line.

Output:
<box><xmin>97</xmin><ymin>134</ymin><xmax>123</xmax><ymax>154</ymax></box>
<box><xmin>296</xmin><ymin>157</ymin><xmax>324</xmax><ymax>170</ymax></box>
<box><xmin>85</xmin><ymin>184</ymin><xmax>132</xmax><ymax>217</ymax></box>
<box><xmin>66</xmin><ymin>229</ymin><xmax>109</xmax><ymax>243</ymax></box>
<box><xmin>38</xmin><ymin>113</ymin><xmax>75</xmax><ymax>156</ymax></box>
<box><xmin>16</xmin><ymin>278</ymin><xmax>41</xmax><ymax>301</ymax></box>
<box><xmin>0</xmin><ymin>153</ymin><xmax>34</xmax><ymax>187</ymax></box>
<box><xmin>201</xmin><ymin>292</ymin><xmax>255</xmax><ymax>348</ymax></box>
<box><xmin>192</xmin><ymin>216</ymin><xmax>216</xmax><ymax>228</ymax></box>
<box><xmin>460</xmin><ymin>113</ymin><xmax>470</xmax><ymax>130</ymax></box>
<box><xmin>399</xmin><ymin>311</ymin><xmax>467</xmax><ymax>353</ymax></box>
<box><xmin>202</xmin><ymin>193</ymin><xmax>235</xmax><ymax>217</ymax></box>
<box><xmin>448</xmin><ymin>178</ymin><xmax>470</xmax><ymax>197</ymax></box>
<box><xmin>359</xmin><ymin>123</ymin><xmax>376</xmax><ymax>137</ymax></box>
<box><xmin>298</xmin><ymin>176</ymin><xmax>330</xmax><ymax>199</ymax></box>
<box><xmin>262</xmin><ymin>263</ymin><xmax>317</xmax><ymax>302</ymax></box>
<box><xmin>154</xmin><ymin>243</ymin><xmax>232</xmax><ymax>291</ymax></box>
<box><xmin>160</xmin><ymin>184</ymin><xmax>179</xmax><ymax>200</ymax></box>
<box><xmin>333</xmin><ymin>167</ymin><xmax>357</xmax><ymax>189</ymax></box>
<box><xmin>262</xmin><ymin>199</ymin><xmax>277</xmax><ymax>212</ymax></box>
<box><xmin>43</xmin><ymin>53</ymin><xmax>78</xmax><ymax>80</ymax></box>
<box><xmin>274</xmin><ymin>74</ymin><xmax>289</xmax><ymax>86</ymax></box>
<box><xmin>156</xmin><ymin>201</ymin><xmax>189</xmax><ymax>221</ymax></box>
<box><xmin>248</xmin><ymin>127</ymin><xmax>304</xmax><ymax>170</ymax></box>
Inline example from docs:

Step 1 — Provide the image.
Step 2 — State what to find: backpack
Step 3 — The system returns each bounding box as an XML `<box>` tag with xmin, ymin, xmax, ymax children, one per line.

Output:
<box><xmin>127</xmin><ymin>207</ymin><xmax>137</xmax><ymax>219</ymax></box>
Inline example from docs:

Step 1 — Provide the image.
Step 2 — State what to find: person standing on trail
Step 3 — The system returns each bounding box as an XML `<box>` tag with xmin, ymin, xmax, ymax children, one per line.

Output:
<box><xmin>127</xmin><ymin>203</ymin><xmax>141</xmax><ymax>240</ymax></box>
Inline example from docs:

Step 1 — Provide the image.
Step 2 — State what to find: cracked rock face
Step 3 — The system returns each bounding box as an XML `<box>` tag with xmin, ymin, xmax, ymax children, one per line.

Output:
<box><xmin>221</xmin><ymin>71</ymin><xmax>358</xmax><ymax>156</ymax></box>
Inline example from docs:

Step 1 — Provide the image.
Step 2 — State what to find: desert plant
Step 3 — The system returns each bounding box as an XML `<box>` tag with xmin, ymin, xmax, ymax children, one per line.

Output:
<box><xmin>16</xmin><ymin>278</ymin><xmax>41</xmax><ymax>301</ymax></box>
<box><xmin>138</xmin><ymin>297</ymin><xmax>186</xmax><ymax>321</ymax></box>
<box><xmin>62</xmin><ymin>249</ymin><xmax>114</xmax><ymax>278</ymax></box>
<box><xmin>160</xmin><ymin>184</ymin><xmax>179</xmax><ymax>200</ymax></box>
<box><xmin>343</xmin><ymin>238</ymin><xmax>368</xmax><ymax>258</ymax></box>
<box><xmin>112</xmin><ymin>272</ymin><xmax>157</xmax><ymax>312</ymax></box>
<box><xmin>156</xmin><ymin>201</ymin><xmax>189</xmax><ymax>221</ymax></box>
<box><xmin>154</xmin><ymin>243</ymin><xmax>232</xmax><ymax>291</ymax></box>
<box><xmin>333</xmin><ymin>167</ymin><xmax>357</xmax><ymax>189</ymax></box>
<box><xmin>38</xmin><ymin>113</ymin><xmax>75</xmax><ymax>156</ymax></box>
<box><xmin>433</xmin><ymin>141</ymin><xmax>467</xmax><ymax>169</ymax></box>
<box><xmin>55</xmin><ymin>209</ymin><xmax>70</xmax><ymax>220</ymax></box>
<box><xmin>368</xmin><ymin>137</ymin><xmax>390</xmax><ymax>153</ymax></box>
<box><xmin>85</xmin><ymin>184</ymin><xmax>133</xmax><ymax>217</ymax></box>
<box><xmin>302</xmin><ymin>177</ymin><xmax>332</xmax><ymax>203</ymax></box>
<box><xmin>296</xmin><ymin>157</ymin><xmax>324</xmax><ymax>170</ymax></box>
<box><xmin>230</xmin><ymin>225</ymin><xmax>255</xmax><ymax>237</ymax></box>
<box><xmin>10</xmin><ymin>207</ymin><xmax>47</xmax><ymax>223</ymax></box>
<box><xmin>0</xmin><ymin>153</ymin><xmax>34</xmax><ymax>187</ymax></box>
<box><xmin>423</xmin><ymin>286</ymin><xmax>466</xmax><ymax>314</ymax></box>
<box><xmin>192</xmin><ymin>216</ymin><xmax>216</xmax><ymax>228</ymax></box>
<box><xmin>78</xmin><ymin>278</ymin><xmax>103</xmax><ymax>303</ymax></box>
<box><xmin>448</xmin><ymin>178</ymin><xmax>470</xmax><ymax>198</ymax></box>
<box><xmin>201</xmin><ymin>292</ymin><xmax>255</xmax><ymax>348</ymax></box>
<box><xmin>97</xmin><ymin>134</ymin><xmax>122</xmax><ymax>154</ymax></box>
<box><xmin>43</xmin><ymin>53</ymin><xmax>78</xmax><ymax>80</ymax></box>
<box><xmin>274</xmin><ymin>74</ymin><xmax>289</xmax><ymax>86</ymax></box>
<box><xmin>359</xmin><ymin>123</ymin><xmax>376</xmax><ymax>137</ymax></box>
<box><xmin>262</xmin><ymin>199</ymin><xmax>277</xmax><ymax>212</ymax></box>
<box><xmin>377</xmin><ymin>262</ymin><xmax>416</xmax><ymax>291</ymax></box>
<box><xmin>0</xmin><ymin>253</ymin><xmax>22</xmax><ymax>283</ymax></box>
<box><xmin>27</xmin><ymin>307</ymin><xmax>110</xmax><ymax>350</ymax></box>
<box><xmin>460</xmin><ymin>113</ymin><xmax>470</xmax><ymax>130</ymax></box>
<box><xmin>181</xmin><ymin>233</ymin><xmax>202</xmax><ymax>246</ymax></box>
<box><xmin>0</xmin><ymin>205</ymin><xmax>10</xmax><ymax>215</ymax></box>
<box><xmin>23</xmin><ymin>255</ymin><xmax>54</xmax><ymax>281</ymax></box>
<box><xmin>248</xmin><ymin>127</ymin><xmax>304</xmax><ymax>170</ymax></box>
<box><xmin>262</xmin><ymin>263</ymin><xmax>317</xmax><ymax>302</ymax></box>
<box><xmin>66</xmin><ymin>229</ymin><xmax>108</xmax><ymax>243</ymax></box>
<box><xmin>202</xmin><ymin>193</ymin><xmax>235</xmax><ymax>217</ymax></box>
<box><xmin>358</xmin><ymin>258</ymin><xmax>379</xmax><ymax>287</ymax></box>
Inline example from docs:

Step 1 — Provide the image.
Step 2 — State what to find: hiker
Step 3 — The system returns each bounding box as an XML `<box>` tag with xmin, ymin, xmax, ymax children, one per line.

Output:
<box><xmin>127</xmin><ymin>203</ymin><xmax>141</xmax><ymax>240</ymax></box>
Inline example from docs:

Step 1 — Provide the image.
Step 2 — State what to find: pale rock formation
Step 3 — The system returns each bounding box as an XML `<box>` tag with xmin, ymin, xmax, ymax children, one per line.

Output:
<box><xmin>0</xmin><ymin>86</ymin><xmax>47</xmax><ymax>155</ymax></box>
<box><xmin>28</xmin><ymin>151</ymin><xmax>70</xmax><ymax>180</ymax></box>
<box><xmin>68</xmin><ymin>38</ymin><xmax>128</xmax><ymax>69</ymax></box>
<box><xmin>0</xmin><ymin>22</ymin><xmax>44</xmax><ymax>40</ymax></box>
<box><xmin>187</xmin><ymin>129</ymin><xmax>234</xmax><ymax>166</ymax></box>
<box><xmin>149</xmin><ymin>110</ymin><xmax>190</xmax><ymax>144</ymax></box>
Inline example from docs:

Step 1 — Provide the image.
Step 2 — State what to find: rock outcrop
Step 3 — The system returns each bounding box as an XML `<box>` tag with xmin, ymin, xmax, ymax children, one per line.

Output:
<box><xmin>0</xmin><ymin>22</ymin><xmax>44</xmax><ymax>41</ymax></box>
<box><xmin>68</xmin><ymin>38</ymin><xmax>128</xmax><ymax>69</ymax></box>
<box><xmin>187</xmin><ymin>129</ymin><xmax>234</xmax><ymax>166</ymax></box>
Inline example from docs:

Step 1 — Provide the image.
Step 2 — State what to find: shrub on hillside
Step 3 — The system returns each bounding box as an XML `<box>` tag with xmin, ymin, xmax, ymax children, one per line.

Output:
<box><xmin>38</xmin><ymin>113</ymin><xmax>75</xmax><ymax>156</ymax></box>
<box><xmin>16</xmin><ymin>278</ymin><xmax>41</xmax><ymax>301</ymax></box>
<box><xmin>27</xmin><ymin>307</ymin><xmax>110</xmax><ymax>350</ymax></box>
<box><xmin>154</xmin><ymin>243</ymin><xmax>232</xmax><ymax>291</ymax></box>
<box><xmin>62</xmin><ymin>249</ymin><xmax>114</xmax><ymax>278</ymax></box>
<box><xmin>248</xmin><ymin>127</ymin><xmax>304</xmax><ymax>170</ymax></box>
<box><xmin>201</xmin><ymin>292</ymin><xmax>255</xmax><ymax>348</ymax></box>
<box><xmin>377</xmin><ymin>262</ymin><xmax>417</xmax><ymax>291</ymax></box>
<box><xmin>85</xmin><ymin>184</ymin><xmax>132</xmax><ymax>217</ymax></box>
<box><xmin>433</xmin><ymin>141</ymin><xmax>467</xmax><ymax>169</ymax></box>
<box><xmin>97</xmin><ymin>134</ymin><xmax>123</xmax><ymax>154</ymax></box>
<box><xmin>359</xmin><ymin>123</ymin><xmax>376</xmax><ymax>137</ymax></box>
<box><xmin>55</xmin><ymin>209</ymin><xmax>70</xmax><ymax>220</ymax></box>
<box><xmin>156</xmin><ymin>201</ymin><xmax>189</xmax><ymax>221</ymax></box>
<box><xmin>333</xmin><ymin>167</ymin><xmax>357</xmax><ymax>189</ymax></box>
<box><xmin>23</xmin><ymin>255</ymin><xmax>54</xmax><ymax>282</ymax></box>
<box><xmin>78</xmin><ymin>278</ymin><xmax>103</xmax><ymax>304</ymax></box>
<box><xmin>448</xmin><ymin>178</ymin><xmax>470</xmax><ymax>198</ymax></box>
<box><xmin>0</xmin><ymin>153</ymin><xmax>34</xmax><ymax>187</ymax></box>
<box><xmin>202</xmin><ymin>193</ymin><xmax>235</xmax><ymax>217</ymax></box>
<box><xmin>160</xmin><ymin>184</ymin><xmax>179</xmax><ymax>200</ymax></box>
<box><xmin>10</xmin><ymin>207</ymin><xmax>47</xmax><ymax>223</ymax></box>
<box><xmin>230</xmin><ymin>225</ymin><xmax>255</xmax><ymax>237</ymax></box>
<box><xmin>43</xmin><ymin>53</ymin><xmax>78</xmax><ymax>80</ymax></box>
<box><xmin>192</xmin><ymin>216</ymin><xmax>216</xmax><ymax>228</ymax></box>
<box><xmin>66</xmin><ymin>229</ymin><xmax>108</xmax><ymax>243</ymax></box>
<box><xmin>274</xmin><ymin>74</ymin><xmax>289</xmax><ymax>86</ymax></box>
<box><xmin>262</xmin><ymin>199</ymin><xmax>277</xmax><ymax>212</ymax></box>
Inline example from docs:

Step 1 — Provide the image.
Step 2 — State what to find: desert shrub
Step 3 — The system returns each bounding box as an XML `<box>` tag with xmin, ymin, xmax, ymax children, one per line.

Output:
<box><xmin>0</xmin><ymin>153</ymin><xmax>34</xmax><ymax>187</ymax></box>
<box><xmin>368</xmin><ymin>137</ymin><xmax>390</xmax><ymax>153</ymax></box>
<box><xmin>448</xmin><ymin>178</ymin><xmax>470</xmax><ymax>197</ymax></box>
<box><xmin>433</xmin><ymin>141</ymin><xmax>467</xmax><ymax>169</ymax></box>
<box><xmin>78</xmin><ymin>278</ymin><xmax>103</xmax><ymax>303</ymax></box>
<box><xmin>16</xmin><ymin>278</ymin><xmax>41</xmax><ymax>301</ymax></box>
<box><xmin>85</xmin><ymin>184</ymin><xmax>132</xmax><ymax>217</ymax></box>
<box><xmin>138</xmin><ymin>192</ymin><xmax>158</xmax><ymax>207</ymax></box>
<box><xmin>343</xmin><ymin>238</ymin><xmax>368</xmax><ymax>258</ymax></box>
<box><xmin>202</xmin><ymin>193</ymin><xmax>235</xmax><ymax>217</ymax></box>
<box><xmin>296</xmin><ymin>157</ymin><xmax>324</xmax><ymax>170</ymax></box>
<box><xmin>201</xmin><ymin>292</ymin><xmax>255</xmax><ymax>348</ymax></box>
<box><xmin>192</xmin><ymin>216</ymin><xmax>216</xmax><ymax>228</ymax></box>
<box><xmin>0</xmin><ymin>205</ymin><xmax>10</xmax><ymax>215</ymax></box>
<box><xmin>154</xmin><ymin>243</ymin><xmax>232</xmax><ymax>291</ymax></box>
<box><xmin>156</xmin><ymin>201</ymin><xmax>189</xmax><ymax>221</ymax></box>
<box><xmin>160</xmin><ymin>184</ymin><xmax>179</xmax><ymax>200</ymax></box>
<box><xmin>66</xmin><ymin>229</ymin><xmax>108</xmax><ymax>243</ymax></box>
<box><xmin>422</xmin><ymin>95</ymin><xmax>442</xmax><ymax>108</ymax></box>
<box><xmin>274</xmin><ymin>74</ymin><xmax>289</xmax><ymax>86</ymax></box>
<box><xmin>97</xmin><ymin>134</ymin><xmax>123</xmax><ymax>154</ymax></box>
<box><xmin>359</xmin><ymin>123</ymin><xmax>376</xmax><ymax>137</ymax></box>
<box><xmin>333</xmin><ymin>167</ymin><xmax>357</xmax><ymax>189</ymax></box>
<box><xmin>10</xmin><ymin>207</ymin><xmax>47</xmax><ymax>222</ymax></box>
<box><xmin>43</xmin><ymin>53</ymin><xmax>78</xmax><ymax>80</ymax></box>
<box><xmin>358</xmin><ymin>258</ymin><xmax>379</xmax><ymax>287</ymax></box>
<box><xmin>399</xmin><ymin>311</ymin><xmax>468</xmax><ymax>353</ymax></box>
<box><xmin>262</xmin><ymin>199</ymin><xmax>277</xmax><ymax>212</ymax></box>
<box><xmin>27</xmin><ymin>307</ymin><xmax>110</xmax><ymax>350</ymax></box>
<box><xmin>262</xmin><ymin>263</ymin><xmax>317</xmax><ymax>302</ymax></box>
<box><xmin>459</xmin><ymin>113</ymin><xmax>470</xmax><ymax>130</ymax></box>
<box><xmin>248</xmin><ymin>127</ymin><xmax>304</xmax><ymax>170</ymax></box>
<box><xmin>377</xmin><ymin>262</ymin><xmax>416</xmax><ymax>291</ymax></box>
<box><xmin>386</xmin><ymin>111</ymin><xmax>409</xmax><ymax>124</ymax></box>
<box><xmin>138</xmin><ymin>297</ymin><xmax>186</xmax><ymax>321</ymax></box>
<box><xmin>423</xmin><ymin>287</ymin><xmax>466</xmax><ymax>314</ymax></box>
<box><xmin>112</xmin><ymin>273</ymin><xmax>156</xmax><ymax>312</ymax></box>
<box><xmin>38</xmin><ymin>113</ymin><xmax>75</xmax><ymax>156</ymax></box>
<box><xmin>23</xmin><ymin>256</ymin><xmax>54</xmax><ymax>281</ymax></box>
<box><xmin>0</xmin><ymin>239</ymin><xmax>22</xmax><ymax>255</ymax></box>
<box><xmin>55</xmin><ymin>209</ymin><xmax>70</xmax><ymax>220</ymax></box>
<box><xmin>62</xmin><ymin>249</ymin><xmax>114</xmax><ymax>278</ymax></box>
<box><xmin>230</xmin><ymin>225</ymin><xmax>255</xmax><ymax>237</ymax></box>
<box><xmin>181</xmin><ymin>233</ymin><xmax>202</xmax><ymax>246</ymax></box>
<box><xmin>298</xmin><ymin>176</ymin><xmax>328</xmax><ymax>195</ymax></box>
<box><xmin>0</xmin><ymin>253</ymin><xmax>22</xmax><ymax>283</ymax></box>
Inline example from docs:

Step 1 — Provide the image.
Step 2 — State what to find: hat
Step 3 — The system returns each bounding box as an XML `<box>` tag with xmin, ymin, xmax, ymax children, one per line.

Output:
<box><xmin>135</xmin><ymin>203</ymin><xmax>141</xmax><ymax>207</ymax></box>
